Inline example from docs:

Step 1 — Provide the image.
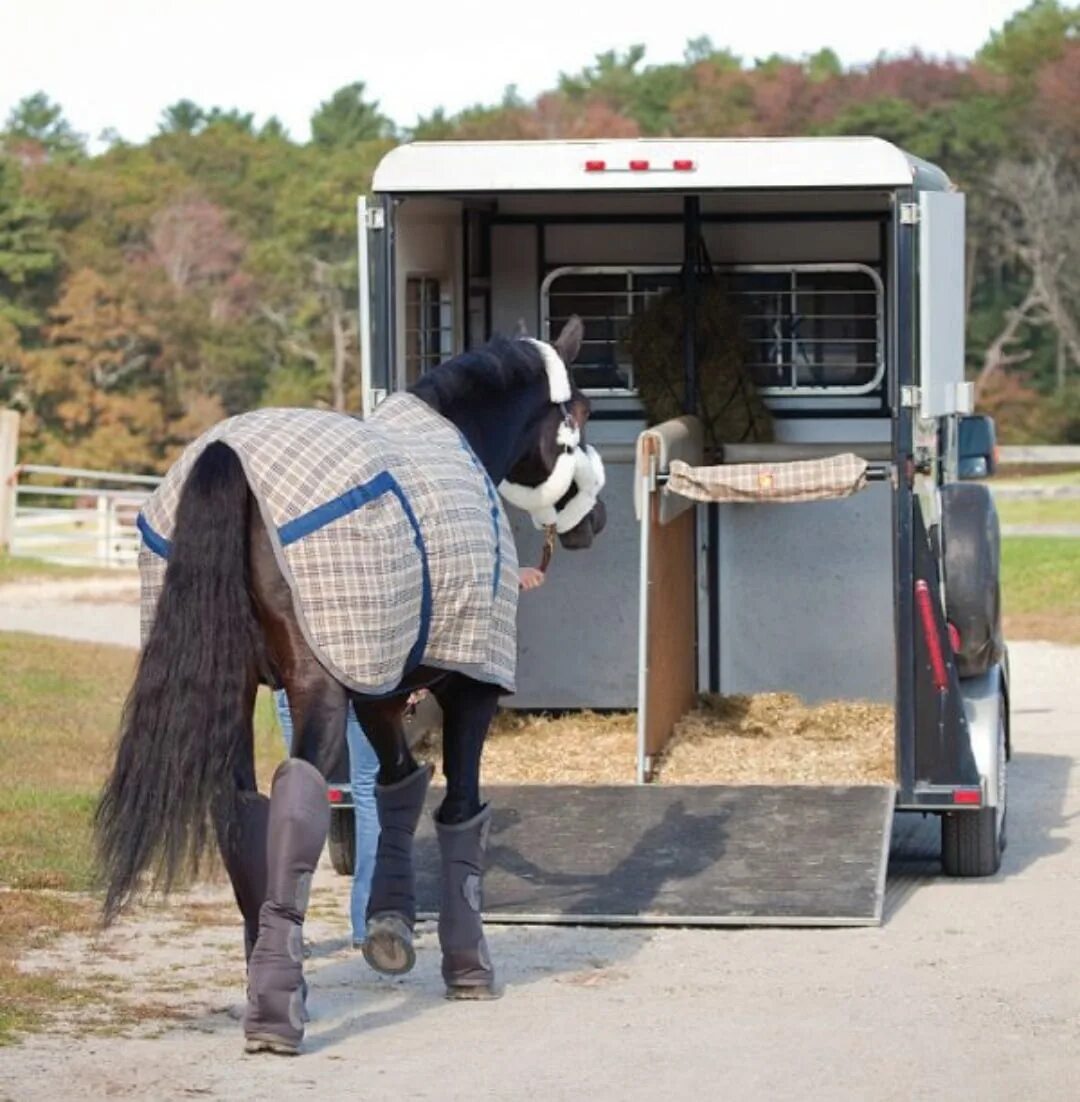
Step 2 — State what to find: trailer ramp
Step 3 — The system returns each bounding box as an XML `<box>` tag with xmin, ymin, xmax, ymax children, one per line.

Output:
<box><xmin>415</xmin><ymin>784</ymin><xmax>895</xmax><ymax>927</ymax></box>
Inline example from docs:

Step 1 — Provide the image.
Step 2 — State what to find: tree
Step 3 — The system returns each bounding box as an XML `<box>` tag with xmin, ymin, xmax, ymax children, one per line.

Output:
<box><xmin>149</xmin><ymin>194</ymin><xmax>245</xmax><ymax>294</ymax></box>
<box><xmin>0</xmin><ymin>156</ymin><xmax>58</xmax><ymax>330</ymax></box>
<box><xmin>982</xmin><ymin>156</ymin><xmax>1080</xmax><ymax>396</ymax></box>
<box><xmin>158</xmin><ymin>100</ymin><xmax>206</xmax><ymax>135</ymax></box>
<box><xmin>20</xmin><ymin>269</ymin><xmax>168</xmax><ymax>469</ymax></box>
<box><xmin>204</xmin><ymin>107</ymin><xmax>256</xmax><ymax>134</ymax></box>
<box><xmin>557</xmin><ymin>45</ymin><xmax>689</xmax><ymax>134</ymax></box>
<box><xmin>310</xmin><ymin>83</ymin><xmax>393</xmax><ymax>147</ymax></box>
<box><xmin>1032</xmin><ymin>40</ymin><xmax>1080</xmax><ymax>159</ymax></box>
<box><xmin>3</xmin><ymin>92</ymin><xmax>86</xmax><ymax>158</ymax></box>
<box><xmin>258</xmin><ymin>116</ymin><xmax>291</xmax><ymax>142</ymax></box>
<box><xmin>978</xmin><ymin>0</ymin><xmax>1080</xmax><ymax>85</ymax></box>
<box><xmin>411</xmin><ymin>107</ymin><xmax>456</xmax><ymax>141</ymax></box>
<box><xmin>806</xmin><ymin>48</ymin><xmax>843</xmax><ymax>83</ymax></box>
<box><xmin>252</xmin><ymin>141</ymin><xmax>389</xmax><ymax>410</ymax></box>
<box><xmin>0</xmin><ymin>315</ymin><xmax>25</xmax><ymax>405</ymax></box>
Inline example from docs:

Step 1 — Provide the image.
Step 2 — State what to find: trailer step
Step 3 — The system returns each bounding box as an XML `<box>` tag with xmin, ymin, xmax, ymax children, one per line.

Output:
<box><xmin>414</xmin><ymin>784</ymin><xmax>896</xmax><ymax>927</ymax></box>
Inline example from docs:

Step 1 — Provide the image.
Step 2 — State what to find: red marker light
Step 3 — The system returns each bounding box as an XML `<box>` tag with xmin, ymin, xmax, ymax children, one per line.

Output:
<box><xmin>953</xmin><ymin>790</ymin><xmax>982</xmax><ymax>805</ymax></box>
<box><xmin>915</xmin><ymin>579</ymin><xmax>949</xmax><ymax>692</ymax></box>
<box><xmin>327</xmin><ymin>787</ymin><xmax>344</xmax><ymax>804</ymax></box>
<box><xmin>673</xmin><ymin>159</ymin><xmax>695</xmax><ymax>171</ymax></box>
<box><xmin>629</xmin><ymin>159</ymin><xmax>650</xmax><ymax>171</ymax></box>
<box><xmin>585</xmin><ymin>160</ymin><xmax>606</xmax><ymax>172</ymax></box>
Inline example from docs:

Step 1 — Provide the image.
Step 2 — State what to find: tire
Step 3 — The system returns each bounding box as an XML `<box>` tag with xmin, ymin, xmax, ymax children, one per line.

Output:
<box><xmin>940</xmin><ymin>482</ymin><xmax>1002</xmax><ymax>679</ymax></box>
<box><xmin>328</xmin><ymin>807</ymin><xmax>356</xmax><ymax>876</ymax></box>
<box><xmin>942</xmin><ymin>696</ymin><xmax>1006</xmax><ymax>877</ymax></box>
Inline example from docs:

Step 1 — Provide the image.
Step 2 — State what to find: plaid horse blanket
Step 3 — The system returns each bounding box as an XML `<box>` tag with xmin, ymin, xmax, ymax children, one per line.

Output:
<box><xmin>138</xmin><ymin>394</ymin><xmax>520</xmax><ymax>695</ymax></box>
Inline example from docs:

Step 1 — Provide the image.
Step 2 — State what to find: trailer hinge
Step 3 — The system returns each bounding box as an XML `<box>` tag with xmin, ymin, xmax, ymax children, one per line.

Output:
<box><xmin>365</xmin><ymin>207</ymin><xmax>385</xmax><ymax>231</ymax></box>
<box><xmin>901</xmin><ymin>385</ymin><xmax>921</xmax><ymax>409</ymax></box>
<box><xmin>900</xmin><ymin>203</ymin><xmax>920</xmax><ymax>225</ymax></box>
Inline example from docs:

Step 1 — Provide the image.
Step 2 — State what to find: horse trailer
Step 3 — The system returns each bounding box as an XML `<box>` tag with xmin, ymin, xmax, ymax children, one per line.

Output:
<box><xmin>340</xmin><ymin>137</ymin><xmax>1007</xmax><ymax>924</ymax></box>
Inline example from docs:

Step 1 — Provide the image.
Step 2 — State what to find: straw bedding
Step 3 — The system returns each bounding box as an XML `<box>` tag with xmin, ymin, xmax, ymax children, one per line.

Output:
<box><xmin>416</xmin><ymin>693</ymin><xmax>895</xmax><ymax>786</ymax></box>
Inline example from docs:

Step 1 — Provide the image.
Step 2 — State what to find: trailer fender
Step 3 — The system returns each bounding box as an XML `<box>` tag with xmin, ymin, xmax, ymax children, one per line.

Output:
<box><xmin>959</xmin><ymin>663</ymin><xmax>1007</xmax><ymax>810</ymax></box>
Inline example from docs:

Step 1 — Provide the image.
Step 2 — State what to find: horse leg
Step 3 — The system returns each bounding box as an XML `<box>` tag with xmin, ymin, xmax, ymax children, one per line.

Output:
<box><xmin>242</xmin><ymin>667</ymin><xmax>346</xmax><ymax>1055</ymax></box>
<box><xmin>430</xmin><ymin>675</ymin><xmax>501</xmax><ymax>1000</ymax></box>
<box><xmin>352</xmin><ymin>698</ymin><xmax>431</xmax><ymax>977</ymax></box>
<box><xmin>211</xmin><ymin>683</ymin><xmax>266</xmax><ymax>963</ymax></box>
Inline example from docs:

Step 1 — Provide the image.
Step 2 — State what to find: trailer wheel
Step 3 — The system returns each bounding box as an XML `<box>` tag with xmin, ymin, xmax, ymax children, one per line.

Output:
<box><xmin>941</xmin><ymin>483</ymin><xmax>1002</xmax><ymax>679</ymax></box>
<box><xmin>328</xmin><ymin>808</ymin><xmax>356</xmax><ymax>876</ymax></box>
<box><xmin>941</xmin><ymin>697</ymin><xmax>1006</xmax><ymax>877</ymax></box>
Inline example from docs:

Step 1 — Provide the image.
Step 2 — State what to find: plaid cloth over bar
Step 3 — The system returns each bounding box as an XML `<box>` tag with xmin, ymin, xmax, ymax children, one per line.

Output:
<box><xmin>666</xmin><ymin>453</ymin><xmax>869</xmax><ymax>504</ymax></box>
<box><xmin>138</xmin><ymin>394</ymin><xmax>520</xmax><ymax>694</ymax></box>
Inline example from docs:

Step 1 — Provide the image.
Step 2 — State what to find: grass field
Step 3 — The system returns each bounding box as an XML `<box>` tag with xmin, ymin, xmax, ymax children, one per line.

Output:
<box><xmin>1001</xmin><ymin>536</ymin><xmax>1080</xmax><ymax>645</ymax></box>
<box><xmin>995</xmin><ymin>497</ymin><xmax>1080</xmax><ymax>527</ymax></box>
<box><xmin>994</xmin><ymin>467</ymin><xmax>1080</xmax><ymax>487</ymax></box>
<box><xmin>0</xmin><ymin>554</ymin><xmax>106</xmax><ymax>585</ymax></box>
<box><xmin>0</xmin><ymin>634</ymin><xmax>282</xmax><ymax>1042</ymax></box>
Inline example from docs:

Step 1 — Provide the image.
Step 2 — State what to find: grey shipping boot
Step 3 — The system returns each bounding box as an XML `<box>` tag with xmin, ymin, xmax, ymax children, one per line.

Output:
<box><xmin>243</xmin><ymin>758</ymin><xmax>330</xmax><ymax>1055</ymax></box>
<box><xmin>362</xmin><ymin>763</ymin><xmax>433</xmax><ymax>977</ymax></box>
<box><xmin>436</xmin><ymin>804</ymin><xmax>501</xmax><ymax>1000</ymax></box>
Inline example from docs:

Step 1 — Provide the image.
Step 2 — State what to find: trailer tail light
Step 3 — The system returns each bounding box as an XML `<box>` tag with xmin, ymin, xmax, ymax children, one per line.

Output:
<box><xmin>583</xmin><ymin>159</ymin><xmax>697</xmax><ymax>174</ymax></box>
<box><xmin>947</xmin><ymin>622</ymin><xmax>961</xmax><ymax>654</ymax></box>
<box><xmin>915</xmin><ymin>580</ymin><xmax>949</xmax><ymax>692</ymax></box>
<box><xmin>327</xmin><ymin>787</ymin><xmax>344</xmax><ymax>803</ymax></box>
<box><xmin>953</xmin><ymin>789</ymin><xmax>982</xmax><ymax>805</ymax></box>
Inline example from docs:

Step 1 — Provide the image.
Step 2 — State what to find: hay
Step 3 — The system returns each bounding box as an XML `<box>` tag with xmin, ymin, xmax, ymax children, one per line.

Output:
<box><xmin>415</xmin><ymin>694</ymin><xmax>895</xmax><ymax>786</ymax></box>
<box><xmin>659</xmin><ymin>694</ymin><xmax>895</xmax><ymax>785</ymax></box>
<box><xmin>627</xmin><ymin>284</ymin><xmax>773</xmax><ymax>452</ymax></box>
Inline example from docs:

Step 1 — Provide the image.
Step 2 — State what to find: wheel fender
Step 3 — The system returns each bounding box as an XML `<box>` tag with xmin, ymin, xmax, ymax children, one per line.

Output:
<box><xmin>959</xmin><ymin>663</ymin><xmax>1007</xmax><ymax>809</ymax></box>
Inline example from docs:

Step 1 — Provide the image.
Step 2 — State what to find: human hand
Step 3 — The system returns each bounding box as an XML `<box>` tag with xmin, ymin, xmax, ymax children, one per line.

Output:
<box><xmin>519</xmin><ymin>567</ymin><xmax>546</xmax><ymax>591</ymax></box>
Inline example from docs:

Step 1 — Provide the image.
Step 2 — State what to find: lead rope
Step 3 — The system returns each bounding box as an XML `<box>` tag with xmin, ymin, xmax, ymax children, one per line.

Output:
<box><xmin>538</xmin><ymin>524</ymin><xmax>557</xmax><ymax>575</ymax></box>
<box><xmin>536</xmin><ymin>403</ymin><xmax>577</xmax><ymax>576</ymax></box>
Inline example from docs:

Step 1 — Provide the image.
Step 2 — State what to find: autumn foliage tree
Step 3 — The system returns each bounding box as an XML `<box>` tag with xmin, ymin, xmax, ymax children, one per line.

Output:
<box><xmin>20</xmin><ymin>269</ymin><xmax>168</xmax><ymax>469</ymax></box>
<box><xmin>1</xmin><ymin>0</ymin><xmax>1079</xmax><ymax>464</ymax></box>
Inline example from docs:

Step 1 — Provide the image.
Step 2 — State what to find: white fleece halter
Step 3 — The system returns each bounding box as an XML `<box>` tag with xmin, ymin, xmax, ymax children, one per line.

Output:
<box><xmin>497</xmin><ymin>338</ymin><xmax>605</xmax><ymax>533</ymax></box>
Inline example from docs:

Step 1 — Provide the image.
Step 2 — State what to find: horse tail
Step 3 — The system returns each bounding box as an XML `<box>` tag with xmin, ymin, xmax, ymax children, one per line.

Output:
<box><xmin>95</xmin><ymin>442</ymin><xmax>265</xmax><ymax>923</ymax></box>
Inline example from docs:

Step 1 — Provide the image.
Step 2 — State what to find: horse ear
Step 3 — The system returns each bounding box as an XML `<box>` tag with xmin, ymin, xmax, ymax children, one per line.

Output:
<box><xmin>514</xmin><ymin>318</ymin><xmax>530</xmax><ymax>338</ymax></box>
<box><xmin>553</xmin><ymin>315</ymin><xmax>584</xmax><ymax>365</ymax></box>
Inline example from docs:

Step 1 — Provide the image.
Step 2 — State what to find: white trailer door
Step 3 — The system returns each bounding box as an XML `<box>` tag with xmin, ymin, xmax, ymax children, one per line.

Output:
<box><xmin>918</xmin><ymin>191</ymin><xmax>971</xmax><ymax>418</ymax></box>
<box><xmin>356</xmin><ymin>195</ymin><xmax>386</xmax><ymax>416</ymax></box>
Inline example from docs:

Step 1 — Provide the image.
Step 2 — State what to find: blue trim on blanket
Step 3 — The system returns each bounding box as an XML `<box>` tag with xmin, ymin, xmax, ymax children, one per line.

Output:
<box><xmin>277</xmin><ymin>472</ymin><xmax>432</xmax><ymax>673</ymax></box>
<box><xmin>454</xmin><ymin>432</ymin><xmax>502</xmax><ymax>597</ymax></box>
<box><xmin>137</xmin><ymin>513</ymin><xmax>172</xmax><ymax>560</ymax></box>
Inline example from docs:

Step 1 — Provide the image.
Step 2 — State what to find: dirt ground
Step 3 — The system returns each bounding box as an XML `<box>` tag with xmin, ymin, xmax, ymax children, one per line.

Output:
<box><xmin>0</xmin><ymin>639</ymin><xmax>1075</xmax><ymax>1100</ymax></box>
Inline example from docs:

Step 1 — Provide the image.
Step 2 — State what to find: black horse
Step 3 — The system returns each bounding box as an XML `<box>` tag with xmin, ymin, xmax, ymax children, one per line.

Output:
<box><xmin>94</xmin><ymin>318</ymin><xmax>605</xmax><ymax>1054</ymax></box>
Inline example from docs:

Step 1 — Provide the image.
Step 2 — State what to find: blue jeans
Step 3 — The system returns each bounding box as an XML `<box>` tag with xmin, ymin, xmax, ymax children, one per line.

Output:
<box><xmin>274</xmin><ymin>690</ymin><xmax>380</xmax><ymax>943</ymax></box>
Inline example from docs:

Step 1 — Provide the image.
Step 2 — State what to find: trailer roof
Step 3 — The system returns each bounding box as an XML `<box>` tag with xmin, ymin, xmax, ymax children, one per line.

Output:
<box><xmin>372</xmin><ymin>137</ymin><xmax>950</xmax><ymax>195</ymax></box>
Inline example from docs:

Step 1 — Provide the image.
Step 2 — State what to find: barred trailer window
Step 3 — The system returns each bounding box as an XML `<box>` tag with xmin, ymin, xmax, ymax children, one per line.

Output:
<box><xmin>405</xmin><ymin>277</ymin><xmax>453</xmax><ymax>383</ymax></box>
<box><xmin>542</xmin><ymin>265</ymin><xmax>884</xmax><ymax>396</ymax></box>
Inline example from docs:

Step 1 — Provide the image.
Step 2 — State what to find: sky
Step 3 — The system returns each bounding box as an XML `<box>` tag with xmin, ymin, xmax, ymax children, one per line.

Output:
<box><xmin>0</xmin><ymin>0</ymin><xmax>1030</xmax><ymax>149</ymax></box>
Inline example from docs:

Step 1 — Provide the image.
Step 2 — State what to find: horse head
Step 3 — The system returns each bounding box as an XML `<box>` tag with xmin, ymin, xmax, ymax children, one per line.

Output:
<box><xmin>499</xmin><ymin>316</ymin><xmax>607</xmax><ymax>551</ymax></box>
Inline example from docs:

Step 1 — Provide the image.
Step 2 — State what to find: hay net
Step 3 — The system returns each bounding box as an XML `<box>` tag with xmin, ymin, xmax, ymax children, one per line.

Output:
<box><xmin>666</xmin><ymin>453</ymin><xmax>869</xmax><ymax>505</ymax></box>
<box><xmin>625</xmin><ymin>236</ymin><xmax>773</xmax><ymax>453</ymax></box>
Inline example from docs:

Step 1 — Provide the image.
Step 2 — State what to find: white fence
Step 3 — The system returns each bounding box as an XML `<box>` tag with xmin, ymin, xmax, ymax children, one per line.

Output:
<box><xmin>998</xmin><ymin>445</ymin><xmax>1080</xmax><ymax>465</ymax></box>
<box><xmin>7</xmin><ymin>463</ymin><xmax>162</xmax><ymax>568</ymax></box>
